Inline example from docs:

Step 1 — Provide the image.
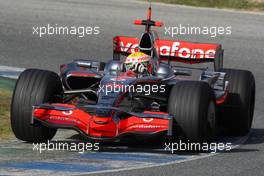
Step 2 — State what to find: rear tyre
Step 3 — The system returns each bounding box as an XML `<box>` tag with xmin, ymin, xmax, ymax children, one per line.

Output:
<box><xmin>219</xmin><ymin>69</ymin><xmax>255</xmax><ymax>135</ymax></box>
<box><xmin>168</xmin><ymin>81</ymin><xmax>216</xmax><ymax>142</ymax></box>
<box><xmin>11</xmin><ymin>69</ymin><xmax>63</xmax><ymax>142</ymax></box>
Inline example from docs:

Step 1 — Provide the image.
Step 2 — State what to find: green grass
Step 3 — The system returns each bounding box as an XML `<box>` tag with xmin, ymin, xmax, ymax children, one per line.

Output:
<box><xmin>0</xmin><ymin>77</ymin><xmax>16</xmax><ymax>90</ymax></box>
<box><xmin>0</xmin><ymin>77</ymin><xmax>15</xmax><ymax>139</ymax></box>
<box><xmin>150</xmin><ymin>0</ymin><xmax>264</xmax><ymax>11</ymax></box>
<box><xmin>0</xmin><ymin>88</ymin><xmax>13</xmax><ymax>139</ymax></box>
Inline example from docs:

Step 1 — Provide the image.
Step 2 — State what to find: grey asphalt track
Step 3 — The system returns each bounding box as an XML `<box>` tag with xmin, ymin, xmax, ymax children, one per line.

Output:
<box><xmin>0</xmin><ymin>0</ymin><xmax>264</xmax><ymax>175</ymax></box>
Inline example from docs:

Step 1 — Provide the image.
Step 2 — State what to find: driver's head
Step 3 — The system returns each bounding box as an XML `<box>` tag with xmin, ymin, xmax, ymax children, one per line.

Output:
<box><xmin>125</xmin><ymin>52</ymin><xmax>152</xmax><ymax>74</ymax></box>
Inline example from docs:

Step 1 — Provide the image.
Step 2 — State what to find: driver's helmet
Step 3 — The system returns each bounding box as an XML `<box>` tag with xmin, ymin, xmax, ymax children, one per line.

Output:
<box><xmin>124</xmin><ymin>52</ymin><xmax>153</xmax><ymax>74</ymax></box>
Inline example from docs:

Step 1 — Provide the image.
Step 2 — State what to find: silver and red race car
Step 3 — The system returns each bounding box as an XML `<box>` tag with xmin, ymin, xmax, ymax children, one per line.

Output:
<box><xmin>11</xmin><ymin>6</ymin><xmax>255</xmax><ymax>143</ymax></box>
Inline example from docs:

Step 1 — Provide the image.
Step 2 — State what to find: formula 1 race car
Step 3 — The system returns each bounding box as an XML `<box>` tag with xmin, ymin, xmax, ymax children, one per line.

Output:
<box><xmin>11</xmin><ymin>5</ymin><xmax>255</xmax><ymax>143</ymax></box>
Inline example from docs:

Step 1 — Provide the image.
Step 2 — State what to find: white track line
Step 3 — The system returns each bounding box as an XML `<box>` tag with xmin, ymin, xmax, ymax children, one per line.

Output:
<box><xmin>0</xmin><ymin>65</ymin><xmax>24</xmax><ymax>79</ymax></box>
<box><xmin>76</xmin><ymin>135</ymin><xmax>249</xmax><ymax>175</ymax></box>
<box><xmin>0</xmin><ymin>66</ymin><xmax>24</xmax><ymax>72</ymax></box>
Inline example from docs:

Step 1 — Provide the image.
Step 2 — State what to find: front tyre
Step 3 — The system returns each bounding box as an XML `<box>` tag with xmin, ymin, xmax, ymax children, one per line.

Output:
<box><xmin>11</xmin><ymin>69</ymin><xmax>63</xmax><ymax>142</ymax></box>
<box><xmin>219</xmin><ymin>69</ymin><xmax>255</xmax><ymax>135</ymax></box>
<box><xmin>168</xmin><ymin>81</ymin><xmax>216</xmax><ymax>142</ymax></box>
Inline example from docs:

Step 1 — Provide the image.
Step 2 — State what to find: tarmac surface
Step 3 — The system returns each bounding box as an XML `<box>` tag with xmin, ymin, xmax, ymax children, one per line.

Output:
<box><xmin>0</xmin><ymin>0</ymin><xmax>264</xmax><ymax>175</ymax></box>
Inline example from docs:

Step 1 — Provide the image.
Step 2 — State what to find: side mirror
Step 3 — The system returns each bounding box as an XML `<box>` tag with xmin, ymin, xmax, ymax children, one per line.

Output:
<box><xmin>173</xmin><ymin>69</ymin><xmax>192</xmax><ymax>76</ymax></box>
<box><xmin>104</xmin><ymin>60</ymin><xmax>124</xmax><ymax>74</ymax></box>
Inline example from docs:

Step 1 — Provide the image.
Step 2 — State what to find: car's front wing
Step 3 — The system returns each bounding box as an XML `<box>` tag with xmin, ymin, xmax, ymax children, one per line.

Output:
<box><xmin>32</xmin><ymin>103</ymin><xmax>173</xmax><ymax>140</ymax></box>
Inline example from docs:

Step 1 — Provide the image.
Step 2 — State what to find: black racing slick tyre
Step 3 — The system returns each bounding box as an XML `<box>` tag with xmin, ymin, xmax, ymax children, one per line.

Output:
<box><xmin>219</xmin><ymin>69</ymin><xmax>255</xmax><ymax>135</ymax></box>
<box><xmin>11</xmin><ymin>69</ymin><xmax>63</xmax><ymax>142</ymax></box>
<box><xmin>168</xmin><ymin>81</ymin><xmax>216</xmax><ymax>142</ymax></box>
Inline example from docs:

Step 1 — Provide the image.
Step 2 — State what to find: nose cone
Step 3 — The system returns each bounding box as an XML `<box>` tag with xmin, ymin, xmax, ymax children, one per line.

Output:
<box><xmin>96</xmin><ymin>73</ymin><xmax>136</xmax><ymax>117</ymax></box>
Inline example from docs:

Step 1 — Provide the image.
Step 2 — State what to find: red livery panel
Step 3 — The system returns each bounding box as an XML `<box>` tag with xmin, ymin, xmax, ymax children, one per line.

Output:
<box><xmin>33</xmin><ymin>104</ymin><xmax>170</xmax><ymax>139</ymax></box>
<box><xmin>113</xmin><ymin>36</ymin><xmax>221</xmax><ymax>64</ymax></box>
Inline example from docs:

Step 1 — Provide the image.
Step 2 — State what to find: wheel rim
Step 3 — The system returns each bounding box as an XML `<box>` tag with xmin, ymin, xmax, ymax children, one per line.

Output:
<box><xmin>248</xmin><ymin>85</ymin><xmax>255</xmax><ymax>128</ymax></box>
<box><xmin>207</xmin><ymin>101</ymin><xmax>216</xmax><ymax>133</ymax></box>
<box><xmin>200</xmin><ymin>100</ymin><xmax>216</xmax><ymax>141</ymax></box>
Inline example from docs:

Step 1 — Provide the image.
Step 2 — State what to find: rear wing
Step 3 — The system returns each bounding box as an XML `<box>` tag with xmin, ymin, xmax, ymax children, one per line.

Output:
<box><xmin>113</xmin><ymin>36</ymin><xmax>139</xmax><ymax>57</ymax></box>
<box><xmin>113</xmin><ymin>36</ymin><xmax>223</xmax><ymax>65</ymax></box>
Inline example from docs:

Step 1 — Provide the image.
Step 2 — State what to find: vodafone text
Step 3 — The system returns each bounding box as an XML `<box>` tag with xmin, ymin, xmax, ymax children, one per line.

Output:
<box><xmin>118</xmin><ymin>41</ymin><xmax>216</xmax><ymax>59</ymax></box>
